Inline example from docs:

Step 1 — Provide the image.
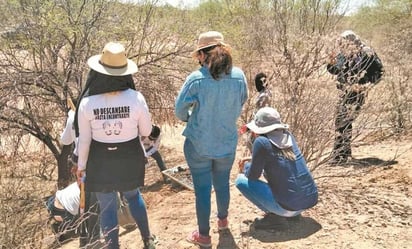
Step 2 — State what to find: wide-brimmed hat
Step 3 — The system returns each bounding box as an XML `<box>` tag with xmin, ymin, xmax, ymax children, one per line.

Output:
<box><xmin>87</xmin><ymin>42</ymin><xmax>138</xmax><ymax>76</ymax></box>
<box><xmin>246</xmin><ymin>107</ymin><xmax>292</xmax><ymax>149</ymax></box>
<box><xmin>192</xmin><ymin>31</ymin><xmax>227</xmax><ymax>55</ymax></box>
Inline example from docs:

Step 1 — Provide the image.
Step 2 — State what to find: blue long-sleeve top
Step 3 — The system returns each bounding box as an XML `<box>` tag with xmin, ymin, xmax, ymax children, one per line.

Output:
<box><xmin>244</xmin><ymin>134</ymin><xmax>318</xmax><ymax>211</ymax></box>
<box><xmin>175</xmin><ymin>65</ymin><xmax>248</xmax><ymax>158</ymax></box>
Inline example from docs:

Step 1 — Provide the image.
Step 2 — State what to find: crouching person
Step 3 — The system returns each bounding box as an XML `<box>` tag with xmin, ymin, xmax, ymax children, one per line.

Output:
<box><xmin>45</xmin><ymin>182</ymin><xmax>101</xmax><ymax>247</ymax></box>
<box><xmin>235</xmin><ymin>107</ymin><xmax>318</xmax><ymax>230</ymax></box>
<box><xmin>45</xmin><ymin>182</ymin><xmax>81</xmax><ymax>243</ymax></box>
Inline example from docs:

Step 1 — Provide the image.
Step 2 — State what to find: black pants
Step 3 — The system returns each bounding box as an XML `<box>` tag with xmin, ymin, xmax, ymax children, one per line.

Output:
<box><xmin>332</xmin><ymin>92</ymin><xmax>365</xmax><ymax>160</ymax></box>
<box><xmin>46</xmin><ymin>193</ymin><xmax>100</xmax><ymax>245</ymax></box>
<box><xmin>46</xmin><ymin>195</ymin><xmax>78</xmax><ymax>242</ymax></box>
<box><xmin>79</xmin><ymin>192</ymin><xmax>100</xmax><ymax>247</ymax></box>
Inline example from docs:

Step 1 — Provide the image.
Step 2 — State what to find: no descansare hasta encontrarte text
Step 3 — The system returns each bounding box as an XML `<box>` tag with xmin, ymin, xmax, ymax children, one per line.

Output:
<box><xmin>93</xmin><ymin>106</ymin><xmax>130</xmax><ymax>120</ymax></box>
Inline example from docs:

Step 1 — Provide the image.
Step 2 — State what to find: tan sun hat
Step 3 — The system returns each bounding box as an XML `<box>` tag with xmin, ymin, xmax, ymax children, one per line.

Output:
<box><xmin>192</xmin><ymin>31</ymin><xmax>227</xmax><ymax>55</ymax></box>
<box><xmin>87</xmin><ymin>42</ymin><xmax>138</xmax><ymax>76</ymax></box>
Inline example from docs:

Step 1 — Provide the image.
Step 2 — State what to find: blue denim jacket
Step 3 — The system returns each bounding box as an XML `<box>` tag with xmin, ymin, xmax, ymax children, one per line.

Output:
<box><xmin>175</xmin><ymin>65</ymin><xmax>248</xmax><ymax>158</ymax></box>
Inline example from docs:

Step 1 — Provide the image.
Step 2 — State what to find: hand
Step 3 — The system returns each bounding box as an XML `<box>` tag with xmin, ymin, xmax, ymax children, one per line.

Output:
<box><xmin>238</xmin><ymin>124</ymin><xmax>249</xmax><ymax>135</ymax></box>
<box><xmin>238</xmin><ymin>157</ymin><xmax>251</xmax><ymax>173</ymax></box>
<box><xmin>328</xmin><ymin>52</ymin><xmax>337</xmax><ymax>65</ymax></box>
<box><xmin>350</xmin><ymin>83</ymin><xmax>365</xmax><ymax>93</ymax></box>
<box><xmin>76</xmin><ymin>169</ymin><xmax>85</xmax><ymax>186</ymax></box>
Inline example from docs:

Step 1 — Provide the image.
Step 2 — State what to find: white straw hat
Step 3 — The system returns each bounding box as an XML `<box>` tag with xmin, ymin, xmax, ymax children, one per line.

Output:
<box><xmin>87</xmin><ymin>42</ymin><xmax>138</xmax><ymax>76</ymax></box>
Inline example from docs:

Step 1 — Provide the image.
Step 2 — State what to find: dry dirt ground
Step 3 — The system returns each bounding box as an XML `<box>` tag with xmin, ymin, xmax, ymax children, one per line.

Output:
<box><xmin>56</xmin><ymin>127</ymin><xmax>411</xmax><ymax>249</ymax></box>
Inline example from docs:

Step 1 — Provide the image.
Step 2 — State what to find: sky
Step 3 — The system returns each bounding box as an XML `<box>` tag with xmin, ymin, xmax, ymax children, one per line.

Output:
<box><xmin>339</xmin><ymin>0</ymin><xmax>375</xmax><ymax>15</ymax></box>
<box><xmin>158</xmin><ymin>0</ymin><xmax>199</xmax><ymax>8</ymax></box>
<box><xmin>159</xmin><ymin>0</ymin><xmax>375</xmax><ymax>14</ymax></box>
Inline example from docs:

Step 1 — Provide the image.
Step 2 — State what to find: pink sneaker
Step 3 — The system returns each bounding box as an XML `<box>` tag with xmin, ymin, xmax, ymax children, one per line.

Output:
<box><xmin>218</xmin><ymin>218</ymin><xmax>228</xmax><ymax>231</ymax></box>
<box><xmin>186</xmin><ymin>230</ymin><xmax>211</xmax><ymax>247</ymax></box>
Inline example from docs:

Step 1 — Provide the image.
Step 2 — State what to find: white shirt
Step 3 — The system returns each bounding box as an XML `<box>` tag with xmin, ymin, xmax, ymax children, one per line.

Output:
<box><xmin>61</xmin><ymin>110</ymin><xmax>76</xmax><ymax>145</ymax></box>
<box><xmin>60</xmin><ymin>110</ymin><xmax>79</xmax><ymax>156</ymax></box>
<box><xmin>55</xmin><ymin>182</ymin><xmax>80</xmax><ymax>216</ymax></box>
<box><xmin>255</xmin><ymin>89</ymin><xmax>272</xmax><ymax>110</ymax></box>
<box><xmin>141</xmin><ymin>134</ymin><xmax>161</xmax><ymax>157</ymax></box>
<box><xmin>77</xmin><ymin>89</ymin><xmax>152</xmax><ymax>170</ymax></box>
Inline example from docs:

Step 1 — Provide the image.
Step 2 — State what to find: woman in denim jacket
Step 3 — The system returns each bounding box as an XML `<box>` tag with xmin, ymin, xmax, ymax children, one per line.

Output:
<box><xmin>175</xmin><ymin>31</ymin><xmax>248</xmax><ymax>248</ymax></box>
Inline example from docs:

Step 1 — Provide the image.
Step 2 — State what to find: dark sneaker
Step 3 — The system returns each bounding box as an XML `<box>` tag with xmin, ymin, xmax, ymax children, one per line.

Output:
<box><xmin>254</xmin><ymin>213</ymin><xmax>287</xmax><ymax>230</ymax></box>
<box><xmin>143</xmin><ymin>235</ymin><xmax>157</xmax><ymax>249</ymax></box>
<box><xmin>186</xmin><ymin>230</ymin><xmax>212</xmax><ymax>247</ymax></box>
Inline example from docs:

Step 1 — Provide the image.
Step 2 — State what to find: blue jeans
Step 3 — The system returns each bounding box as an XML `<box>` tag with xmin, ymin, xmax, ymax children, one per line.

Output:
<box><xmin>184</xmin><ymin>139</ymin><xmax>235</xmax><ymax>236</ymax></box>
<box><xmin>235</xmin><ymin>174</ymin><xmax>302</xmax><ymax>217</ymax></box>
<box><xmin>96</xmin><ymin>188</ymin><xmax>150</xmax><ymax>249</ymax></box>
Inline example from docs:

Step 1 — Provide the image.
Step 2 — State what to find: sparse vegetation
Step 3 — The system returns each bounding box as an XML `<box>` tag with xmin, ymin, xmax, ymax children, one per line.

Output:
<box><xmin>0</xmin><ymin>0</ymin><xmax>411</xmax><ymax>248</ymax></box>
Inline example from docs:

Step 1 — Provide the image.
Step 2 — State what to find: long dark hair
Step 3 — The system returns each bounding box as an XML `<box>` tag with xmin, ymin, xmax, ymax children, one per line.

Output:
<box><xmin>255</xmin><ymin>72</ymin><xmax>267</xmax><ymax>92</ymax></box>
<box><xmin>73</xmin><ymin>69</ymin><xmax>136</xmax><ymax>137</ymax></box>
<box><xmin>200</xmin><ymin>45</ymin><xmax>232</xmax><ymax>80</ymax></box>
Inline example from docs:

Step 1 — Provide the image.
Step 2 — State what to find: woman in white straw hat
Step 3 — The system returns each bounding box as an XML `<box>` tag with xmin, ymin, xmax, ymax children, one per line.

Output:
<box><xmin>175</xmin><ymin>31</ymin><xmax>248</xmax><ymax>247</ymax></box>
<box><xmin>74</xmin><ymin>42</ymin><xmax>156</xmax><ymax>249</ymax></box>
<box><xmin>235</xmin><ymin>107</ymin><xmax>318</xmax><ymax>230</ymax></box>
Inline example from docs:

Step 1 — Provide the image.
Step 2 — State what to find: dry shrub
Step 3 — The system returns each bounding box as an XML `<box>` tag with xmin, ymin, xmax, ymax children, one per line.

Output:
<box><xmin>376</xmin><ymin>28</ymin><xmax>412</xmax><ymax>133</ymax></box>
<box><xmin>0</xmin><ymin>134</ymin><xmax>57</xmax><ymax>248</ymax></box>
<box><xmin>239</xmin><ymin>33</ymin><xmax>339</xmax><ymax>169</ymax></box>
<box><xmin>352</xmin><ymin>7</ymin><xmax>412</xmax><ymax>137</ymax></box>
<box><xmin>349</xmin><ymin>30</ymin><xmax>412</xmax><ymax>144</ymax></box>
<box><xmin>239</xmin><ymin>26</ymin><xmax>410</xmax><ymax>170</ymax></box>
<box><xmin>0</xmin><ymin>166</ymin><xmax>52</xmax><ymax>248</ymax></box>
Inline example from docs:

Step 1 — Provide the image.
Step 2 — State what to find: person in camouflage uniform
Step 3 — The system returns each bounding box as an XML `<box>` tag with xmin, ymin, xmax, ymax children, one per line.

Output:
<box><xmin>327</xmin><ymin>30</ymin><xmax>383</xmax><ymax>164</ymax></box>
